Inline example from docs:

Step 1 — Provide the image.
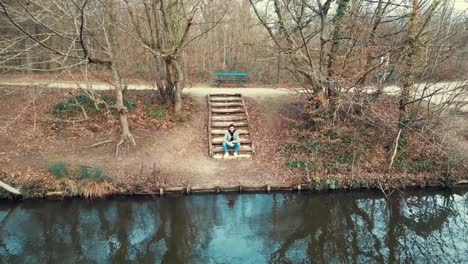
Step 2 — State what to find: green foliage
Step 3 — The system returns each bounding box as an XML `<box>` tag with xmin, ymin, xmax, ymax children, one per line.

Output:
<box><xmin>172</xmin><ymin>111</ymin><xmax>190</xmax><ymax>122</ymax></box>
<box><xmin>53</xmin><ymin>94</ymin><xmax>102</xmax><ymax>117</ymax></box>
<box><xmin>393</xmin><ymin>155</ymin><xmax>442</xmax><ymax>173</ymax></box>
<box><xmin>308</xmin><ymin>143</ymin><xmax>320</xmax><ymax>152</ymax></box>
<box><xmin>287</xmin><ymin>160</ymin><xmax>307</xmax><ymax>169</ymax></box>
<box><xmin>53</xmin><ymin>94</ymin><xmax>136</xmax><ymax>118</ymax></box>
<box><xmin>79</xmin><ymin>165</ymin><xmax>112</xmax><ymax>182</ymax></box>
<box><xmin>48</xmin><ymin>162</ymin><xmax>70</xmax><ymax>179</ymax></box>
<box><xmin>53</xmin><ymin>95</ymin><xmax>95</xmax><ymax>116</ymax></box>
<box><xmin>47</xmin><ymin>162</ymin><xmax>112</xmax><ymax>182</ymax></box>
<box><xmin>329</xmin><ymin>131</ymin><xmax>340</xmax><ymax>140</ymax></box>
<box><xmin>145</xmin><ymin>107</ymin><xmax>167</xmax><ymax>118</ymax></box>
<box><xmin>325</xmin><ymin>179</ymin><xmax>336</xmax><ymax>190</ymax></box>
<box><xmin>322</xmin><ymin>163</ymin><xmax>336</xmax><ymax>173</ymax></box>
<box><xmin>124</xmin><ymin>99</ymin><xmax>136</xmax><ymax>112</ymax></box>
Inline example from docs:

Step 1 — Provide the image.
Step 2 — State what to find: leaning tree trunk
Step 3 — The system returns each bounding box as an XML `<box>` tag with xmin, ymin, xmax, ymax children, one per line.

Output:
<box><xmin>389</xmin><ymin>0</ymin><xmax>440</xmax><ymax>170</ymax></box>
<box><xmin>111</xmin><ymin>63</ymin><xmax>136</xmax><ymax>156</ymax></box>
<box><xmin>325</xmin><ymin>0</ymin><xmax>351</xmax><ymax>106</ymax></box>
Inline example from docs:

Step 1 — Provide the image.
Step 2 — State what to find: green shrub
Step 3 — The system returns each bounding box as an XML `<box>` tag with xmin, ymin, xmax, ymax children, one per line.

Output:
<box><xmin>48</xmin><ymin>162</ymin><xmax>70</xmax><ymax>179</ymax></box>
<box><xmin>325</xmin><ymin>179</ymin><xmax>336</xmax><ymax>190</ymax></box>
<box><xmin>79</xmin><ymin>165</ymin><xmax>112</xmax><ymax>182</ymax></box>
<box><xmin>53</xmin><ymin>95</ymin><xmax>96</xmax><ymax>117</ymax></box>
<box><xmin>124</xmin><ymin>99</ymin><xmax>136</xmax><ymax>112</ymax></box>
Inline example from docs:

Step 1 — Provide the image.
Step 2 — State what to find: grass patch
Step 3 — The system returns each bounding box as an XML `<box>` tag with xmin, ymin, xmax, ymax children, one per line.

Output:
<box><xmin>145</xmin><ymin>107</ymin><xmax>167</xmax><ymax>118</ymax></box>
<box><xmin>46</xmin><ymin>162</ymin><xmax>114</xmax><ymax>198</ymax></box>
<box><xmin>81</xmin><ymin>181</ymin><xmax>115</xmax><ymax>199</ymax></box>
<box><xmin>47</xmin><ymin>162</ymin><xmax>112</xmax><ymax>182</ymax></box>
<box><xmin>79</xmin><ymin>165</ymin><xmax>112</xmax><ymax>182</ymax></box>
<box><xmin>53</xmin><ymin>94</ymin><xmax>136</xmax><ymax>118</ymax></box>
<box><xmin>48</xmin><ymin>162</ymin><xmax>70</xmax><ymax>179</ymax></box>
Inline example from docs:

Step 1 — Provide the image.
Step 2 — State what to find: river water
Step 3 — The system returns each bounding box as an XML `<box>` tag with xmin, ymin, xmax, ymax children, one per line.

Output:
<box><xmin>0</xmin><ymin>190</ymin><xmax>467</xmax><ymax>263</ymax></box>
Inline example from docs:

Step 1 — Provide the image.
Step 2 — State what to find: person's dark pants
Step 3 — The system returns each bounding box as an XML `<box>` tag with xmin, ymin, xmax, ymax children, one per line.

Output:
<box><xmin>223</xmin><ymin>142</ymin><xmax>240</xmax><ymax>154</ymax></box>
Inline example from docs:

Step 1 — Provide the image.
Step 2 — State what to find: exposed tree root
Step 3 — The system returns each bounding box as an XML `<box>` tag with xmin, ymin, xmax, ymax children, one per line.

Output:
<box><xmin>115</xmin><ymin>132</ymin><xmax>136</xmax><ymax>157</ymax></box>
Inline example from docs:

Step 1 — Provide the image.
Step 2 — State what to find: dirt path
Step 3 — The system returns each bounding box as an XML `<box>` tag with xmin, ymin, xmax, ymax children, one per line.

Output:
<box><xmin>109</xmin><ymin>95</ymin><xmax>301</xmax><ymax>186</ymax></box>
<box><xmin>1</xmin><ymin>77</ymin><xmax>466</xmax><ymax>111</ymax></box>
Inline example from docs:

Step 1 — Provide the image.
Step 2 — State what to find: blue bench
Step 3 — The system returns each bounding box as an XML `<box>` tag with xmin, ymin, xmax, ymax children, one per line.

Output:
<box><xmin>214</xmin><ymin>72</ymin><xmax>248</xmax><ymax>87</ymax></box>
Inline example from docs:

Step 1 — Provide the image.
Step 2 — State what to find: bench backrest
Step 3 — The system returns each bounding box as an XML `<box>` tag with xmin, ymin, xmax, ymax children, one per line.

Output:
<box><xmin>214</xmin><ymin>72</ymin><xmax>248</xmax><ymax>77</ymax></box>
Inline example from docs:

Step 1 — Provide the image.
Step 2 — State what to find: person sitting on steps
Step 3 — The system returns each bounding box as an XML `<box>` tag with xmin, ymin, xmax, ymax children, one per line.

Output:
<box><xmin>223</xmin><ymin>124</ymin><xmax>240</xmax><ymax>158</ymax></box>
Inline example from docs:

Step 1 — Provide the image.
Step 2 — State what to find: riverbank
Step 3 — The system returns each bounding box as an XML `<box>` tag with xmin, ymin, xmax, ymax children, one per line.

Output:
<box><xmin>0</xmin><ymin>85</ymin><xmax>467</xmax><ymax>199</ymax></box>
<box><xmin>2</xmin><ymin>180</ymin><xmax>468</xmax><ymax>200</ymax></box>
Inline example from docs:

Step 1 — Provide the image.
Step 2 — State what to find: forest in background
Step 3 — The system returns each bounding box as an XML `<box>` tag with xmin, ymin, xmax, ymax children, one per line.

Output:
<box><xmin>1</xmin><ymin>0</ymin><xmax>467</xmax><ymax>84</ymax></box>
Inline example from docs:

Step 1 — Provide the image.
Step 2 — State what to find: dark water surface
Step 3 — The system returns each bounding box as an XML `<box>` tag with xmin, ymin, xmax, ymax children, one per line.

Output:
<box><xmin>0</xmin><ymin>190</ymin><xmax>467</xmax><ymax>263</ymax></box>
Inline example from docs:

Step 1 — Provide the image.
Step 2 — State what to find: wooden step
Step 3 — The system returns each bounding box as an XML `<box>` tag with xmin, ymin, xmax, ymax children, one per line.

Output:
<box><xmin>209</xmin><ymin>93</ymin><xmax>241</xmax><ymax>97</ymax></box>
<box><xmin>212</xmin><ymin>153</ymin><xmax>252</xmax><ymax>159</ymax></box>
<box><xmin>211</xmin><ymin>129</ymin><xmax>249</xmax><ymax>135</ymax></box>
<box><xmin>212</xmin><ymin>145</ymin><xmax>253</xmax><ymax>153</ymax></box>
<box><xmin>211</xmin><ymin>137</ymin><xmax>252</xmax><ymax>144</ymax></box>
<box><xmin>212</xmin><ymin>121</ymin><xmax>248</xmax><ymax>128</ymax></box>
<box><xmin>210</xmin><ymin>97</ymin><xmax>242</xmax><ymax>102</ymax></box>
<box><xmin>211</xmin><ymin>108</ymin><xmax>244</xmax><ymax>114</ymax></box>
<box><xmin>212</xmin><ymin>115</ymin><xmax>247</xmax><ymax>121</ymax></box>
<box><xmin>211</xmin><ymin>102</ymin><xmax>244</xmax><ymax>107</ymax></box>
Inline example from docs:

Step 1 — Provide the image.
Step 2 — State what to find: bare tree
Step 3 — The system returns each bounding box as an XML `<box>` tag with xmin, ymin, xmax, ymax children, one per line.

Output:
<box><xmin>124</xmin><ymin>0</ymin><xmax>211</xmax><ymax>113</ymax></box>
<box><xmin>0</xmin><ymin>0</ymin><xmax>136</xmax><ymax>155</ymax></box>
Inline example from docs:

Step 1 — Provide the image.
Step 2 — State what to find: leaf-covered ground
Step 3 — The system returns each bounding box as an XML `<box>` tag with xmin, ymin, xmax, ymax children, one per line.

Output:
<box><xmin>0</xmin><ymin>86</ymin><xmax>466</xmax><ymax>198</ymax></box>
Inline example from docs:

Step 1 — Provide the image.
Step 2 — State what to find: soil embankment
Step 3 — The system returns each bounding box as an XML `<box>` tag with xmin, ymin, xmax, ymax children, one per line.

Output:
<box><xmin>0</xmin><ymin>83</ymin><xmax>467</xmax><ymax>199</ymax></box>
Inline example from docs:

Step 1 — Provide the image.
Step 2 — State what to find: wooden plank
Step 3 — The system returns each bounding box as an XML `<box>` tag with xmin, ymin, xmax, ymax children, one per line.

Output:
<box><xmin>212</xmin><ymin>121</ymin><xmax>248</xmax><ymax>127</ymax></box>
<box><xmin>241</xmin><ymin>94</ymin><xmax>255</xmax><ymax>155</ymax></box>
<box><xmin>211</xmin><ymin>105</ymin><xmax>244</xmax><ymax>109</ymax></box>
<box><xmin>211</xmin><ymin>129</ymin><xmax>249</xmax><ymax>135</ymax></box>
<box><xmin>211</xmin><ymin>108</ymin><xmax>244</xmax><ymax>113</ymax></box>
<box><xmin>213</xmin><ymin>145</ymin><xmax>253</xmax><ymax>152</ymax></box>
<box><xmin>207</xmin><ymin>95</ymin><xmax>213</xmax><ymax>156</ymax></box>
<box><xmin>211</xmin><ymin>102</ymin><xmax>244</xmax><ymax>107</ymax></box>
<box><xmin>212</xmin><ymin>154</ymin><xmax>252</xmax><ymax>159</ymax></box>
<box><xmin>211</xmin><ymin>137</ymin><xmax>252</xmax><ymax>144</ymax></box>
<box><xmin>209</xmin><ymin>93</ymin><xmax>241</xmax><ymax>97</ymax></box>
<box><xmin>211</xmin><ymin>115</ymin><xmax>247</xmax><ymax>121</ymax></box>
<box><xmin>210</xmin><ymin>97</ymin><xmax>242</xmax><ymax>102</ymax></box>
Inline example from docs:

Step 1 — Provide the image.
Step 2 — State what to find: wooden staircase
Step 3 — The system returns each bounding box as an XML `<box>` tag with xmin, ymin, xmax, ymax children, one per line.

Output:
<box><xmin>208</xmin><ymin>93</ymin><xmax>254</xmax><ymax>159</ymax></box>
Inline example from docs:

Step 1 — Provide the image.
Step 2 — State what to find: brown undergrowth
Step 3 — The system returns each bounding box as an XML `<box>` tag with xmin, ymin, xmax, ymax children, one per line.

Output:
<box><xmin>1</xmin><ymin>87</ymin><xmax>466</xmax><ymax>199</ymax></box>
<box><xmin>281</xmin><ymin>95</ymin><xmax>467</xmax><ymax>190</ymax></box>
<box><xmin>0</xmin><ymin>87</ymin><xmax>195</xmax><ymax>198</ymax></box>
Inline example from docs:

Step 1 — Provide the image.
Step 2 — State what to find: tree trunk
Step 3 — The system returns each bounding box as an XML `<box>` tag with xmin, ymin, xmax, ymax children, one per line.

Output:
<box><xmin>325</xmin><ymin>0</ymin><xmax>351</xmax><ymax>106</ymax></box>
<box><xmin>111</xmin><ymin>63</ymin><xmax>136</xmax><ymax>156</ymax></box>
<box><xmin>398</xmin><ymin>0</ymin><xmax>420</xmax><ymax>128</ymax></box>
<box><xmin>164</xmin><ymin>57</ymin><xmax>184</xmax><ymax>113</ymax></box>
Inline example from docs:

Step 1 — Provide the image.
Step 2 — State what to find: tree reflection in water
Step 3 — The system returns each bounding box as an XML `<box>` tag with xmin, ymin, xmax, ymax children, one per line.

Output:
<box><xmin>0</xmin><ymin>190</ymin><xmax>466</xmax><ymax>263</ymax></box>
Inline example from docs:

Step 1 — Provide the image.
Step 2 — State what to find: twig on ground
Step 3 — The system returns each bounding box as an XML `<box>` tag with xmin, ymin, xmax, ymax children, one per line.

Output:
<box><xmin>88</xmin><ymin>139</ymin><xmax>113</xmax><ymax>148</ymax></box>
<box><xmin>388</xmin><ymin>128</ymin><xmax>402</xmax><ymax>171</ymax></box>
